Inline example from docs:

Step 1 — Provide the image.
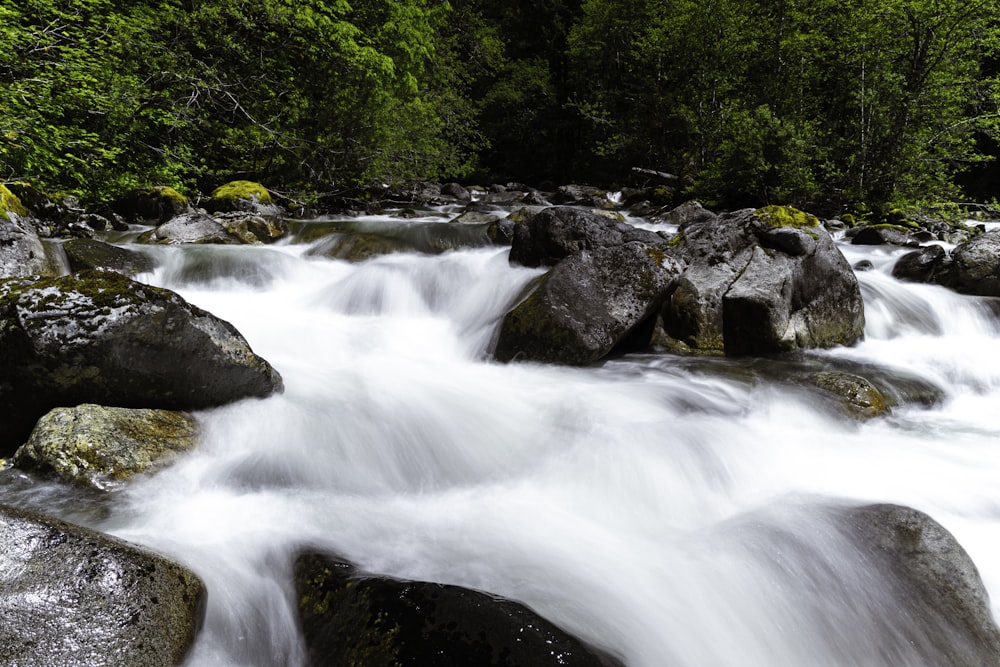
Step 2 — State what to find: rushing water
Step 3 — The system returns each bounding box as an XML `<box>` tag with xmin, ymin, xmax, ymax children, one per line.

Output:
<box><xmin>6</xmin><ymin>212</ymin><xmax>1000</xmax><ymax>666</ymax></box>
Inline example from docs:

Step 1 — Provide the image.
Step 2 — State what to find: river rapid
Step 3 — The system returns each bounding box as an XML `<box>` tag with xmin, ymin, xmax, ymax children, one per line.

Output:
<box><xmin>5</xmin><ymin>209</ymin><xmax>1000</xmax><ymax>666</ymax></box>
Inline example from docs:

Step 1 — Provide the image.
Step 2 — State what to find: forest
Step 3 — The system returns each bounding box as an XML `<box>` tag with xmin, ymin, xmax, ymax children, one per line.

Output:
<box><xmin>2</xmin><ymin>0</ymin><xmax>1000</xmax><ymax>216</ymax></box>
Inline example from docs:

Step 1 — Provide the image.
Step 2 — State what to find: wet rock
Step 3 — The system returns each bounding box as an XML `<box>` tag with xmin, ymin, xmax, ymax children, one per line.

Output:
<box><xmin>658</xmin><ymin>200</ymin><xmax>718</xmax><ymax>227</ymax></box>
<box><xmin>808</xmin><ymin>371</ymin><xmax>891</xmax><ymax>420</ymax></box>
<box><xmin>850</xmin><ymin>224</ymin><xmax>920</xmax><ymax>247</ymax></box>
<box><xmin>0</xmin><ymin>504</ymin><xmax>205</xmax><ymax>666</ymax></box>
<box><xmin>938</xmin><ymin>230</ymin><xmax>1000</xmax><ymax>296</ymax></box>
<box><xmin>441</xmin><ymin>182</ymin><xmax>471</xmax><ymax>201</ymax></box>
<box><xmin>306</xmin><ymin>233</ymin><xmax>416</xmax><ymax>262</ymax></box>
<box><xmin>891</xmin><ymin>245</ymin><xmax>949</xmax><ymax>283</ymax></box>
<box><xmin>12</xmin><ymin>404</ymin><xmax>198</xmax><ymax>491</ymax></box>
<box><xmin>495</xmin><ymin>243</ymin><xmax>681</xmax><ymax>365</ymax></box>
<box><xmin>836</xmin><ymin>503</ymin><xmax>1000</xmax><ymax>666</ymax></box>
<box><xmin>509</xmin><ymin>206</ymin><xmax>664</xmax><ymax>268</ymax></box>
<box><xmin>663</xmin><ymin>206</ymin><xmax>864</xmax><ymax>355</ymax></box>
<box><xmin>853</xmin><ymin>259</ymin><xmax>875</xmax><ymax>272</ymax></box>
<box><xmin>214</xmin><ymin>211</ymin><xmax>289</xmax><ymax>244</ymax></box>
<box><xmin>294</xmin><ymin>551</ymin><xmax>623</xmax><ymax>667</ymax></box>
<box><xmin>63</xmin><ymin>238</ymin><xmax>158</xmax><ymax>276</ymax></box>
<box><xmin>0</xmin><ymin>187</ymin><xmax>51</xmax><ymax>278</ymax></box>
<box><xmin>0</xmin><ymin>269</ymin><xmax>283</xmax><ymax>454</ymax></box>
<box><xmin>137</xmin><ymin>211</ymin><xmax>243</xmax><ymax>245</ymax></box>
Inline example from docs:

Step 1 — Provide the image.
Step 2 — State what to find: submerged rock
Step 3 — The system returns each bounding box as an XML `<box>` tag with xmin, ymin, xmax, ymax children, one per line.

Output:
<box><xmin>836</xmin><ymin>503</ymin><xmax>1000</xmax><ymax>666</ymax></box>
<box><xmin>12</xmin><ymin>404</ymin><xmax>198</xmax><ymax>490</ymax></box>
<box><xmin>0</xmin><ymin>269</ymin><xmax>282</xmax><ymax>454</ymax></box>
<box><xmin>294</xmin><ymin>551</ymin><xmax>623</xmax><ymax>667</ymax></box>
<box><xmin>495</xmin><ymin>243</ymin><xmax>681</xmax><ymax>364</ymax></box>
<box><xmin>808</xmin><ymin>371</ymin><xmax>891</xmax><ymax>420</ymax></box>
<box><xmin>63</xmin><ymin>238</ymin><xmax>158</xmax><ymax>276</ymax></box>
<box><xmin>0</xmin><ymin>504</ymin><xmax>205</xmax><ymax>666</ymax></box>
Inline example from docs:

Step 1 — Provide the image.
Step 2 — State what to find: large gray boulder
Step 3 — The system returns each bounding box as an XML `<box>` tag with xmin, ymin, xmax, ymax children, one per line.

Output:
<box><xmin>294</xmin><ymin>551</ymin><xmax>623</xmax><ymax>667</ymax></box>
<box><xmin>63</xmin><ymin>238</ymin><xmax>158</xmax><ymax>276</ymax></box>
<box><xmin>837</xmin><ymin>503</ymin><xmax>1000</xmax><ymax>666</ymax></box>
<box><xmin>0</xmin><ymin>269</ymin><xmax>282</xmax><ymax>454</ymax></box>
<box><xmin>12</xmin><ymin>404</ymin><xmax>198</xmax><ymax>491</ymax></box>
<box><xmin>495</xmin><ymin>243</ymin><xmax>681</xmax><ymax>364</ymax></box>
<box><xmin>0</xmin><ymin>188</ymin><xmax>51</xmax><ymax>278</ymax></box>
<box><xmin>938</xmin><ymin>230</ymin><xmax>1000</xmax><ymax>296</ymax></box>
<box><xmin>0</xmin><ymin>504</ymin><xmax>205</xmax><ymax>666</ymax></box>
<box><xmin>509</xmin><ymin>206</ymin><xmax>664</xmax><ymax>268</ymax></box>
<box><xmin>663</xmin><ymin>206</ymin><xmax>864</xmax><ymax>355</ymax></box>
<box><xmin>137</xmin><ymin>211</ymin><xmax>242</xmax><ymax>245</ymax></box>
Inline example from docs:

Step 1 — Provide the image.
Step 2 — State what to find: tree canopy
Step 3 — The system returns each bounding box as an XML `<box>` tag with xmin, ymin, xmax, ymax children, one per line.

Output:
<box><xmin>2</xmin><ymin>0</ymin><xmax>999</xmax><ymax>212</ymax></box>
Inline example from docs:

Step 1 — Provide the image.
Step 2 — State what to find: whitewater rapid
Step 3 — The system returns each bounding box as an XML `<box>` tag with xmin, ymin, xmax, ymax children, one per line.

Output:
<box><xmin>8</xmin><ymin>213</ymin><xmax>1000</xmax><ymax>666</ymax></box>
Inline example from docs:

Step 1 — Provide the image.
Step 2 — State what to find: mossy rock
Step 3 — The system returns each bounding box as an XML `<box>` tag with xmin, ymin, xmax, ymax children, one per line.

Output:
<box><xmin>0</xmin><ymin>184</ymin><xmax>29</xmax><ymax>221</ymax></box>
<box><xmin>754</xmin><ymin>205</ymin><xmax>819</xmax><ymax>228</ymax></box>
<box><xmin>205</xmin><ymin>180</ymin><xmax>280</xmax><ymax>215</ymax></box>
<box><xmin>113</xmin><ymin>186</ymin><xmax>192</xmax><ymax>224</ymax></box>
<box><xmin>12</xmin><ymin>404</ymin><xmax>198</xmax><ymax>491</ymax></box>
<box><xmin>809</xmin><ymin>371</ymin><xmax>891</xmax><ymax>420</ymax></box>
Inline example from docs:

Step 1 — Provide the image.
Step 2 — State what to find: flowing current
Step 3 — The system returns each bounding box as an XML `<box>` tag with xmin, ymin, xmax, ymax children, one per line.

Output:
<box><xmin>8</xmin><ymin>211</ymin><xmax>1000</xmax><ymax>665</ymax></box>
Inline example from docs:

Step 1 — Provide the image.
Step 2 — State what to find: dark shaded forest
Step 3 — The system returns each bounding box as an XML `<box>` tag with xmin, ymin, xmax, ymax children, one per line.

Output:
<box><xmin>3</xmin><ymin>0</ymin><xmax>1000</xmax><ymax>215</ymax></box>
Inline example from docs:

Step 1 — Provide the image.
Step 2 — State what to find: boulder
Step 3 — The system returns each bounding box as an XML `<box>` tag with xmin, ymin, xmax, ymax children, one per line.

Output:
<box><xmin>891</xmin><ymin>245</ymin><xmax>949</xmax><ymax>283</ymax></box>
<box><xmin>214</xmin><ymin>211</ymin><xmax>289</xmax><ymax>244</ymax></box>
<box><xmin>0</xmin><ymin>186</ymin><xmax>51</xmax><ymax>278</ymax></box>
<box><xmin>509</xmin><ymin>206</ymin><xmax>664</xmax><ymax>268</ymax></box>
<box><xmin>294</xmin><ymin>551</ymin><xmax>623</xmax><ymax>667</ymax></box>
<box><xmin>441</xmin><ymin>182</ymin><xmax>471</xmax><ymax>201</ymax></box>
<box><xmin>112</xmin><ymin>186</ymin><xmax>193</xmax><ymax>224</ymax></box>
<box><xmin>137</xmin><ymin>211</ymin><xmax>243</xmax><ymax>245</ymax></box>
<box><xmin>12</xmin><ymin>404</ymin><xmax>198</xmax><ymax>491</ymax></box>
<box><xmin>203</xmin><ymin>180</ymin><xmax>283</xmax><ymax>216</ymax></box>
<box><xmin>658</xmin><ymin>200</ymin><xmax>718</xmax><ymax>227</ymax></box>
<box><xmin>850</xmin><ymin>224</ymin><xmax>919</xmax><ymax>247</ymax></box>
<box><xmin>63</xmin><ymin>238</ymin><xmax>158</xmax><ymax>276</ymax></box>
<box><xmin>0</xmin><ymin>504</ymin><xmax>205</xmax><ymax>666</ymax></box>
<box><xmin>938</xmin><ymin>230</ymin><xmax>1000</xmax><ymax>296</ymax></box>
<box><xmin>306</xmin><ymin>233</ymin><xmax>416</xmax><ymax>262</ymax></box>
<box><xmin>836</xmin><ymin>503</ymin><xmax>1000</xmax><ymax>666</ymax></box>
<box><xmin>0</xmin><ymin>269</ymin><xmax>283</xmax><ymax>454</ymax></box>
<box><xmin>495</xmin><ymin>243</ymin><xmax>681</xmax><ymax>364</ymax></box>
<box><xmin>663</xmin><ymin>206</ymin><xmax>864</xmax><ymax>355</ymax></box>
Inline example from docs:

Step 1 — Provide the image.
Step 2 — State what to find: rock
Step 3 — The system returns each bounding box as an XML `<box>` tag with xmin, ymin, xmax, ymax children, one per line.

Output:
<box><xmin>808</xmin><ymin>371</ymin><xmax>891</xmax><ymax>419</ymax></box>
<box><xmin>0</xmin><ymin>504</ymin><xmax>205</xmax><ymax>666</ymax></box>
<box><xmin>0</xmin><ymin>269</ymin><xmax>283</xmax><ymax>454</ymax></box>
<box><xmin>63</xmin><ymin>238</ymin><xmax>158</xmax><ymax>276</ymax></box>
<box><xmin>214</xmin><ymin>211</ymin><xmax>289</xmax><ymax>244</ymax></box>
<box><xmin>112</xmin><ymin>186</ymin><xmax>193</xmax><ymax>224</ymax></box>
<box><xmin>441</xmin><ymin>182</ymin><xmax>471</xmax><ymax>201</ymax></box>
<box><xmin>938</xmin><ymin>230</ymin><xmax>1000</xmax><ymax>296</ymax></box>
<box><xmin>306</xmin><ymin>233</ymin><xmax>416</xmax><ymax>262</ymax></box>
<box><xmin>850</xmin><ymin>224</ymin><xmax>920</xmax><ymax>247</ymax></box>
<box><xmin>891</xmin><ymin>245</ymin><xmax>949</xmax><ymax>283</ymax></box>
<box><xmin>663</xmin><ymin>206</ymin><xmax>864</xmax><ymax>355</ymax></box>
<box><xmin>451</xmin><ymin>209</ymin><xmax>503</xmax><ymax>225</ymax></box>
<box><xmin>552</xmin><ymin>184</ymin><xmax>605</xmax><ymax>206</ymax></box>
<box><xmin>294</xmin><ymin>551</ymin><xmax>623</xmax><ymax>667</ymax></box>
<box><xmin>495</xmin><ymin>243</ymin><xmax>681</xmax><ymax>365</ymax></box>
<box><xmin>12</xmin><ymin>404</ymin><xmax>198</xmax><ymax>490</ymax></box>
<box><xmin>658</xmin><ymin>200</ymin><xmax>717</xmax><ymax>226</ymax></box>
<box><xmin>509</xmin><ymin>206</ymin><xmax>664</xmax><ymax>268</ymax></box>
<box><xmin>836</xmin><ymin>503</ymin><xmax>1000</xmax><ymax>666</ymax></box>
<box><xmin>203</xmin><ymin>180</ymin><xmax>283</xmax><ymax>216</ymax></box>
<box><xmin>853</xmin><ymin>259</ymin><xmax>875</xmax><ymax>272</ymax></box>
<box><xmin>0</xmin><ymin>186</ymin><xmax>51</xmax><ymax>278</ymax></box>
<box><xmin>137</xmin><ymin>211</ymin><xmax>243</xmax><ymax>245</ymax></box>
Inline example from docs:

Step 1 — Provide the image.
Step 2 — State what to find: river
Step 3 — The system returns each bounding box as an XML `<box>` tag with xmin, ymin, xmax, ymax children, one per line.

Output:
<box><xmin>5</xmin><ymin>208</ymin><xmax>1000</xmax><ymax>666</ymax></box>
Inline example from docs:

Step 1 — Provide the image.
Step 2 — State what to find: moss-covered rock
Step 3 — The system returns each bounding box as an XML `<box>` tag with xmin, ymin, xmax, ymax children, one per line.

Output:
<box><xmin>0</xmin><ymin>183</ymin><xmax>29</xmax><ymax>221</ymax></box>
<box><xmin>205</xmin><ymin>180</ymin><xmax>282</xmax><ymax>215</ymax></box>
<box><xmin>0</xmin><ymin>504</ymin><xmax>205</xmax><ymax>666</ymax></box>
<box><xmin>0</xmin><ymin>188</ymin><xmax>52</xmax><ymax>278</ymax></box>
<box><xmin>294</xmin><ymin>551</ymin><xmax>623</xmax><ymax>667</ymax></box>
<box><xmin>754</xmin><ymin>205</ymin><xmax>819</xmax><ymax>228</ymax></box>
<box><xmin>13</xmin><ymin>404</ymin><xmax>198</xmax><ymax>490</ymax></box>
<box><xmin>0</xmin><ymin>269</ymin><xmax>283</xmax><ymax>454</ymax></box>
<box><xmin>113</xmin><ymin>186</ymin><xmax>193</xmax><ymax>224</ymax></box>
<box><xmin>809</xmin><ymin>371</ymin><xmax>891</xmax><ymax>420</ymax></box>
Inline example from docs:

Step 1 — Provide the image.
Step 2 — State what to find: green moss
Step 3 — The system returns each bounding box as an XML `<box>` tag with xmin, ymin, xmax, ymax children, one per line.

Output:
<box><xmin>0</xmin><ymin>184</ymin><xmax>29</xmax><ymax>221</ymax></box>
<box><xmin>211</xmin><ymin>180</ymin><xmax>272</xmax><ymax>205</ymax></box>
<box><xmin>142</xmin><ymin>186</ymin><xmax>189</xmax><ymax>206</ymax></box>
<box><xmin>754</xmin><ymin>205</ymin><xmax>819</xmax><ymax>229</ymax></box>
<box><xmin>667</xmin><ymin>231</ymin><xmax>686</xmax><ymax>246</ymax></box>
